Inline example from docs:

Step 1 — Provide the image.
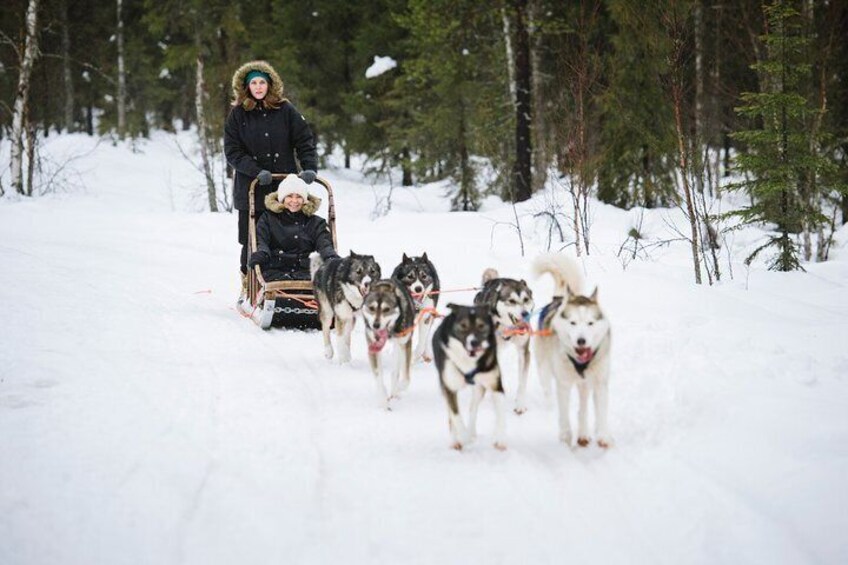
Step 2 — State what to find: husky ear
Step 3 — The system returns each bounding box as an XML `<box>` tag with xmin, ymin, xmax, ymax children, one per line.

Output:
<box><xmin>421</xmin><ymin>251</ymin><xmax>428</xmax><ymax>262</ymax></box>
<box><xmin>402</xmin><ymin>252</ymin><xmax>409</xmax><ymax>262</ymax></box>
<box><xmin>349</xmin><ymin>250</ymin><xmax>358</xmax><ymax>257</ymax></box>
<box><xmin>590</xmin><ymin>286</ymin><xmax>599</xmax><ymax>301</ymax></box>
<box><xmin>566</xmin><ymin>285</ymin><xmax>576</xmax><ymax>299</ymax></box>
<box><xmin>446</xmin><ymin>303</ymin><xmax>462</xmax><ymax>313</ymax></box>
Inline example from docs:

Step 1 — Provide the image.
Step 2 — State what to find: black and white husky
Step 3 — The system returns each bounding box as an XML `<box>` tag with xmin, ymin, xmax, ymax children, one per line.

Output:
<box><xmin>533</xmin><ymin>253</ymin><xmax>613</xmax><ymax>448</ymax></box>
<box><xmin>361</xmin><ymin>279</ymin><xmax>417</xmax><ymax>409</ymax></box>
<box><xmin>391</xmin><ymin>253</ymin><xmax>440</xmax><ymax>362</ymax></box>
<box><xmin>432</xmin><ymin>304</ymin><xmax>506</xmax><ymax>451</ymax></box>
<box><xmin>473</xmin><ymin>269</ymin><xmax>535</xmax><ymax>414</ymax></box>
<box><xmin>311</xmin><ymin>251</ymin><xmax>381</xmax><ymax>364</ymax></box>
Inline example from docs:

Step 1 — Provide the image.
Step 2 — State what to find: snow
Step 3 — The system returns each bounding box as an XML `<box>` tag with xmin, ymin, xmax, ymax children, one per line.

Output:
<box><xmin>365</xmin><ymin>56</ymin><xmax>397</xmax><ymax>79</ymax></box>
<box><xmin>1</xmin><ymin>131</ymin><xmax>847</xmax><ymax>564</ymax></box>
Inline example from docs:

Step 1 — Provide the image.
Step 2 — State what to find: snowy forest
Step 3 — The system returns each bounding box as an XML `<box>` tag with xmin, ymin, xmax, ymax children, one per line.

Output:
<box><xmin>2</xmin><ymin>0</ymin><xmax>847</xmax><ymax>273</ymax></box>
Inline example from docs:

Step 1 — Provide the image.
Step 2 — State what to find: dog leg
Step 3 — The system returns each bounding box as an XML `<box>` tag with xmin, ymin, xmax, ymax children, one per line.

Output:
<box><xmin>492</xmin><ymin>389</ymin><xmax>507</xmax><ymax>451</ymax></box>
<box><xmin>414</xmin><ymin>315</ymin><xmax>433</xmax><ymax>363</ymax></box>
<box><xmin>514</xmin><ymin>339</ymin><xmax>531</xmax><ymax>415</ymax></box>
<box><xmin>446</xmin><ymin>394</ymin><xmax>468</xmax><ymax>450</ymax></box>
<box><xmin>576</xmin><ymin>381</ymin><xmax>591</xmax><ymax>447</ymax></box>
<box><xmin>555</xmin><ymin>379</ymin><xmax>574</xmax><ymax>445</ymax></box>
<box><xmin>337</xmin><ymin>318</ymin><xmax>353</xmax><ymax>364</ymax></box>
<box><xmin>392</xmin><ymin>338</ymin><xmax>412</xmax><ymax>397</ymax></box>
<box><xmin>594</xmin><ymin>380</ymin><xmax>613</xmax><ymax>448</ymax></box>
<box><xmin>369</xmin><ymin>351</ymin><xmax>389</xmax><ymax>410</ymax></box>
<box><xmin>320</xmin><ymin>312</ymin><xmax>334</xmax><ymax>360</ymax></box>
<box><xmin>467</xmin><ymin>385</ymin><xmax>485</xmax><ymax>442</ymax></box>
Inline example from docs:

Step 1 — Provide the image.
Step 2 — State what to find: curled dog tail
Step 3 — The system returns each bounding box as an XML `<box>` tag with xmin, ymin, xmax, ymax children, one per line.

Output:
<box><xmin>309</xmin><ymin>252</ymin><xmax>324</xmax><ymax>279</ymax></box>
<box><xmin>481</xmin><ymin>268</ymin><xmax>499</xmax><ymax>285</ymax></box>
<box><xmin>532</xmin><ymin>253</ymin><xmax>584</xmax><ymax>297</ymax></box>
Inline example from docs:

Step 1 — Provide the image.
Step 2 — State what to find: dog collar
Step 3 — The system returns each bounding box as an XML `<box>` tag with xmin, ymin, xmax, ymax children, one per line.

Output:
<box><xmin>463</xmin><ymin>366</ymin><xmax>480</xmax><ymax>385</ymax></box>
<box><xmin>567</xmin><ymin>355</ymin><xmax>590</xmax><ymax>378</ymax></box>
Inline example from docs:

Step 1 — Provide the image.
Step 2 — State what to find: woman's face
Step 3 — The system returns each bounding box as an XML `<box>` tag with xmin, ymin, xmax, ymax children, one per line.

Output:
<box><xmin>283</xmin><ymin>193</ymin><xmax>304</xmax><ymax>212</ymax></box>
<box><xmin>248</xmin><ymin>77</ymin><xmax>268</xmax><ymax>100</ymax></box>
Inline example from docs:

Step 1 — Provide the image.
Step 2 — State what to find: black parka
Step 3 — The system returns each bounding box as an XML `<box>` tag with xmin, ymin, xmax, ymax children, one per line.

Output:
<box><xmin>255</xmin><ymin>192</ymin><xmax>339</xmax><ymax>281</ymax></box>
<box><xmin>224</xmin><ymin>60</ymin><xmax>318</xmax><ymax>212</ymax></box>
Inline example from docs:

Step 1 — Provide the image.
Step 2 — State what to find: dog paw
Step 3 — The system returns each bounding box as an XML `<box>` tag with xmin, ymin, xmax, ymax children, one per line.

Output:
<box><xmin>337</xmin><ymin>351</ymin><xmax>352</xmax><ymax>364</ymax></box>
<box><xmin>559</xmin><ymin>431</ymin><xmax>573</xmax><ymax>445</ymax></box>
<box><xmin>451</xmin><ymin>441</ymin><xmax>464</xmax><ymax>451</ymax></box>
<box><xmin>514</xmin><ymin>405</ymin><xmax>527</xmax><ymax>415</ymax></box>
<box><xmin>597</xmin><ymin>436</ymin><xmax>613</xmax><ymax>449</ymax></box>
<box><xmin>577</xmin><ymin>436</ymin><xmax>591</xmax><ymax>447</ymax></box>
<box><xmin>422</xmin><ymin>354</ymin><xmax>432</xmax><ymax>363</ymax></box>
<box><xmin>493</xmin><ymin>442</ymin><xmax>507</xmax><ymax>451</ymax></box>
<box><xmin>324</xmin><ymin>346</ymin><xmax>334</xmax><ymax>360</ymax></box>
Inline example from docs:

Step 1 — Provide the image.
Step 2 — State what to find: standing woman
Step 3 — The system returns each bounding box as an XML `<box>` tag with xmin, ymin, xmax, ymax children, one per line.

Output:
<box><xmin>224</xmin><ymin>60</ymin><xmax>318</xmax><ymax>310</ymax></box>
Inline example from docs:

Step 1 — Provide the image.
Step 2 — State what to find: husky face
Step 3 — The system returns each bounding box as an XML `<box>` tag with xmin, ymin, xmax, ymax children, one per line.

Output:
<box><xmin>550</xmin><ymin>289</ymin><xmax>609</xmax><ymax>364</ymax></box>
<box><xmin>444</xmin><ymin>304</ymin><xmax>495</xmax><ymax>359</ymax></box>
<box><xmin>492</xmin><ymin>281</ymin><xmax>534</xmax><ymax>327</ymax></box>
<box><xmin>362</xmin><ymin>281</ymin><xmax>403</xmax><ymax>346</ymax></box>
<box><xmin>346</xmin><ymin>252</ymin><xmax>381</xmax><ymax>297</ymax></box>
<box><xmin>392</xmin><ymin>253</ymin><xmax>438</xmax><ymax>303</ymax></box>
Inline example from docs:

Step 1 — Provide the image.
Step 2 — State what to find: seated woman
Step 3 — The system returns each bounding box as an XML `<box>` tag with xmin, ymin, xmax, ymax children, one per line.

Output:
<box><xmin>248</xmin><ymin>175</ymin><xmax>339</xmax><ymax>281</ymax></box>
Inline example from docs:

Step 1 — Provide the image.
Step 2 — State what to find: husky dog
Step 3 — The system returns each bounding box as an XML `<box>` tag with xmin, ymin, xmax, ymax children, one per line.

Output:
<box><xmin>360</xmin><ymin>279</ymin><xmax>417</xmax><ymax>409</ymax></box>
<box><xmin>311</xmin><ymin>251</ymin><xmax>381</xmax><ymax>363</ymax></box>
<box><xmin>432</xmin><ymin>304</ymin><xmax>506</xmax><ymax>451</ymax></box>
<box><xmin>391</xmin><ymin>253</ymin><xmax>440</xmax><ymax>362</ymax></box>
<box><xmin>473</xmin><ymin>269</ymin><xmax>534</xmax><ymax>414</ymax></box>
<box><xmin>533</xmin><ymin>253</ymin><xmax>612</xmax><ymax>448</ymax></box>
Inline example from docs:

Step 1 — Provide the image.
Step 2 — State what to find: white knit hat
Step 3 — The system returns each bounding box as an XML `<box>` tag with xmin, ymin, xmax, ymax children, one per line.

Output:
<box><xmin>276</xmin><ymin>174</ymin><xmax>310</xmax><ymax>202</ymax></box>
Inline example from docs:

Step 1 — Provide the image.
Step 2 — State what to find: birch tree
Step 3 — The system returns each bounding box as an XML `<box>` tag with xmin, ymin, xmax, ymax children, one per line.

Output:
<box><xmin>116</xmin><ymin>0</ymin><xmax>127</xmax><ymax>138</ymax></box>
<box><xmin>10</xmin><ymin>0</ymin><xmax>41</xmax><ymax>196</ymax></box>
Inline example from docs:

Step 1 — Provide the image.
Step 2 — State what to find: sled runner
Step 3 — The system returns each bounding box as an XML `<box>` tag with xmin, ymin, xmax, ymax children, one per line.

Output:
<box><xmin>246</xmin><ymin>173</ymin><xmax>338</xmax><ymax>330</ymax></box>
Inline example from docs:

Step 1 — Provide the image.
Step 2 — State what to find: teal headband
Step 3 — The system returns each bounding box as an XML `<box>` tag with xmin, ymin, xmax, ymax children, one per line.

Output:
<box><xmin>244</xmin><ymin>70</ymin><xmax>271</xmax><ymax>86</ymax></box>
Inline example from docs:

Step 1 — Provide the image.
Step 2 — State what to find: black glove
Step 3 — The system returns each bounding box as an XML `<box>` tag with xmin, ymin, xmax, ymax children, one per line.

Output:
<box><xmin>248</xmin><ymin>250</ymin><xmax>270</xmax><ymax>268</ymax></box>
<box><xmin>298</xmin><ymin>169</ymin><xmax>317</xmax><ymax>184</ymax></box>
<box><xmin>257</xmin><ymin>170</ymin><xmax>273</xmax><ymax>186</ymax></box>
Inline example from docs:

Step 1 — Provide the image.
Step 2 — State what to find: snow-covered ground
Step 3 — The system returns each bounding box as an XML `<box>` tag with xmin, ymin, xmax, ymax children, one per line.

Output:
<box><xmin>1</xmin><ymin>132</ymin><xmax>847</xmax><ymax>564</ymax></box>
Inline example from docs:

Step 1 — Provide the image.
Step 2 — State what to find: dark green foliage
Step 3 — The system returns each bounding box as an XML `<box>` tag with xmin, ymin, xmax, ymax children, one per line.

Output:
<box><xmin>1</xmin><ymin>0</ymin><xmax>844</xmax><ymax>241</ymax></box>
<box><xmin>729</xmin><ymin>1</ymin><xmax>839</xmax><ymax>271</ymax></box>
<box><xmin>597</xmin><ymin>0</ymin><xmax>678</xmax><ymax>209</ymax></box>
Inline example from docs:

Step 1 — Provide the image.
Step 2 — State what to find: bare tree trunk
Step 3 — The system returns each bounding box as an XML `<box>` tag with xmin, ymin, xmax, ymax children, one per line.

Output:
<box><xmin>567</xmin><ymin>0</ymin><xmax>602</xmax><ymax>257</ymax></box>
<box><xmin>10</xmin><ymin>0</ymin><xmax>40</xmax><ymax>196</ymax></box>
<box><xmin>116</xmin><ymin>0</ymin><xmax>127</xmax><ymax>139</ymax></box>
<box><xmin>501</xmin><ymin>7</ymin><xmax>516</xmax><ymax>106</ymax></box>
<box><xmin>194</xmin><ymin>45</ymin><xmax>219</xmax><ymax>212</ymax></box>
<box><xmin>512</xmin><ymin>0</ymin><xmax>532</xmax><ymax>202</ymax></box>
<box><xmin>711</xmin><ymin>2</ymin><xmax>723</xmax><ymax>189</ymax></box>
<box><xmin>528</xmin><ymin>0</ymin><xmax>548</xmax><ymax>191</ymax></box>
<box><xmin>25</xmin><ymin>118</ymin><xmax>37</xmax><ymax>196</ymax></box>
<box><xmin>694</xmin><ymin>0</ymin><xmax>705</xmax><ymax>195</ymax></box>
<box><xmin>61</xmin><ymin>0</ymin><xmax>74</xmax><ymax>132</ymax></box>
<box><xmin>667</xmin><ymin>11</ymin><xmax>702</xmax><ymax>284</ymax></box>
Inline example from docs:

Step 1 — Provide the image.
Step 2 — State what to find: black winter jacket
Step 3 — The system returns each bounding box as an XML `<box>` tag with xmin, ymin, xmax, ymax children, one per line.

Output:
<box><xmin>255</xmin><ymin>193</ymin><xmax>339</xmax><ymax>281</ymax></box>
<box><xmin>224</xmin><ymin>101</ymin><xmax>318</xmax><ymax>211</ymax></box>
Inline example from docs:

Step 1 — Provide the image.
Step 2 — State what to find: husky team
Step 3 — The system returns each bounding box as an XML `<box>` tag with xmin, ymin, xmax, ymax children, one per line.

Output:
<box><xmin>306</xmin><ymin>249</ymin><xmax>613</xmax><ymax>453</ymax></box>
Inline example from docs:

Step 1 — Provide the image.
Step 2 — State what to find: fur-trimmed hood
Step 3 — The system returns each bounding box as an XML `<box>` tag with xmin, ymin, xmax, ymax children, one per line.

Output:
<box><xmin>264</xmin><ymin>192</ymin><xmax>322</xmax><ymax>216</ymax></box>
<box><xmin>231</xmin><ymin>60</ymin><xmax>285</xmax><ymax>107</ymax></box>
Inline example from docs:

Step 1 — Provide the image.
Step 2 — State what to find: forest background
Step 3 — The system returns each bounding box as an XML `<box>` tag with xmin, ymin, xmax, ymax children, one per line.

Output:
<box><xmin>1</xmin><ymin>0</ymin><xmax>846</xmax><ymax>276</ymax></box>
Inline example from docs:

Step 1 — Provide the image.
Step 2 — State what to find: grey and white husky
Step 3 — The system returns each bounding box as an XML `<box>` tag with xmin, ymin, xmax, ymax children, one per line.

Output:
<box><xmin>311</xmin><ymin>251</ymin><xmax>381</xmax><ymax>364</ymax></box>
<box><xmin>474</xmin><ymin>269</ymin><xmax>535</xmax><ymax>414</ymax></box>
<box><xmin>361</xmin><ymin>279</ymin><xmax>417</xmax><ymax>409</ymax></box>
<box><xmin>533</xmin><ymin>253</ymin><xmax>613</xmax><ymax>448</ymax></box>
<box><xmin>391</xmin><ymin>253</ymin><xmax>440</xmax><ymax>362</ymax></box>
<box><xmin>432</xmin><ymin>304</ymin><xmax>506</xmax><ymax>451</ymax></box>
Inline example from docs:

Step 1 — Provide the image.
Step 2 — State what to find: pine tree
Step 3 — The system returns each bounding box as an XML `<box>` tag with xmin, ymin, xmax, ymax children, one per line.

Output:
<box><xmin>597</xmin><ymin>0</ymin><xmax>677</xmax><ymax>209</ymax></box>
<box><xmin>729</xmin><ymin>1</ymin><xmax>832</xmax><ymax>271</ymax></box>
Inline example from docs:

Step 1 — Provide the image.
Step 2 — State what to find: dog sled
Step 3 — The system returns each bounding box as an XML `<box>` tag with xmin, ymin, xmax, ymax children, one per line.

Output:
<box><xmin>246</xmin><ymin>173</ymin><xmax>337</xmax><ymax>330</ymax></box>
